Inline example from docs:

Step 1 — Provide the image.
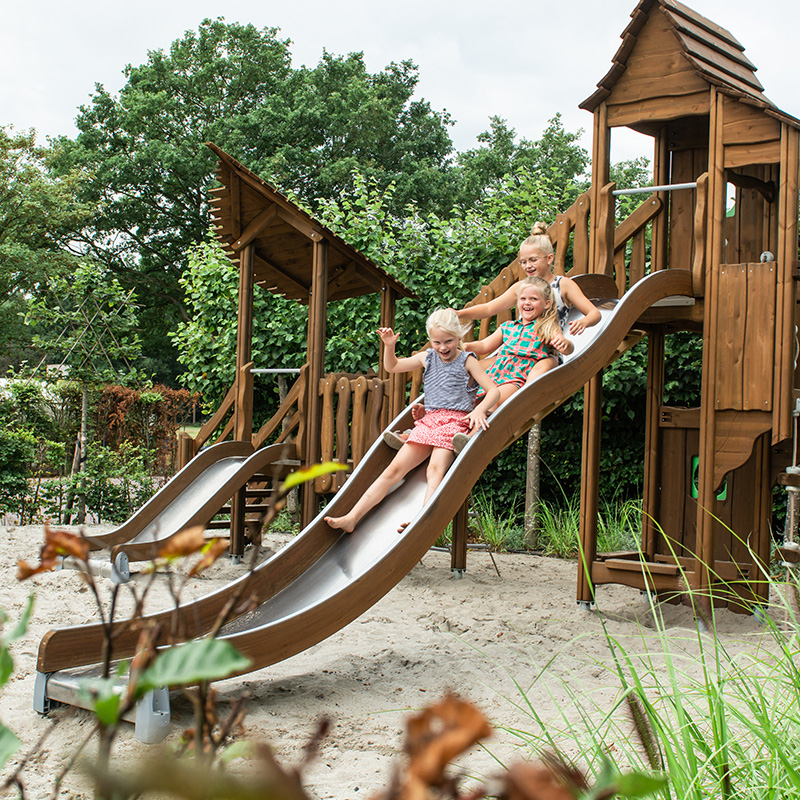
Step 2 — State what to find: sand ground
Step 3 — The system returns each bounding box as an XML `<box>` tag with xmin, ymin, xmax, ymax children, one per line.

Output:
<box><xmin>0</xmin><ymin>523</ymin><xmax>777</xmax><ymax>798</ymax></box>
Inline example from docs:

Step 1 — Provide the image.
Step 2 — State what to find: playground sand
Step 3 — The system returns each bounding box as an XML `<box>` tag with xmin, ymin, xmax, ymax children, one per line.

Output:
<box><xmin>0</xmin><ymin>523</ymin><xmax>778</xmax><ymax>799</ymax></box>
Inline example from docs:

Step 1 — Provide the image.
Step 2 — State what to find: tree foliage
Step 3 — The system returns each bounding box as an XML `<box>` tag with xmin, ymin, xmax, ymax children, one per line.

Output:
<box><xmin>0</xmin><ymin>127</ymin><xmax>93</xmax><ymax>369</ymax></box>
<box><xmin>49</xmin><ymin>19</ymin><xmax>458</xmax><ymax>379</ymax></box>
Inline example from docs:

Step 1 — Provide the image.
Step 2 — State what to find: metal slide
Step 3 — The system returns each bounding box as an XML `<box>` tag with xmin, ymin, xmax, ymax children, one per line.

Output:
<box><xmin>34</xmin><ymin>269</ymin><xmax>694</xmax><ymax>742</ymax></box>
<box><xmin>82</xmin><ymin>441</ymin><xmax>298</xmax><ymax>569</ymax></box>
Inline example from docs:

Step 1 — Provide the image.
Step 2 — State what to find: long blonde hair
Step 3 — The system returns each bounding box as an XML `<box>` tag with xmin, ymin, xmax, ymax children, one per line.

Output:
<box><xmin>426</xmin><ymin>307</ymin><xmax>470</xmax><ymax>348</ymax></box>
<box><xmin>520</xmin><ymin>220</ymin><xmax>554</xmax><ymax>256</ymax></box>
<box><xmin>517</xmin><ymin>276</ymin><xmax>560</xmax><ymax>344</ymax></box>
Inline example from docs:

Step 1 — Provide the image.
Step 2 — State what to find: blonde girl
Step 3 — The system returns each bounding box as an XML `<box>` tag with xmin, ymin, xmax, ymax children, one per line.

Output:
<box><xmin>450</xmin><ymin>277</ymin><xmax>572</xmax><ymax>452</ymax></box>
<box><xmin>457</xmin><ymin>221</ymin><xmax>601</xmax><ymax>336</ymax></box>
<box><xmin>325</xmin><ymin>308</ymin><xmax>499</xmax><ymax>533</ymax></box>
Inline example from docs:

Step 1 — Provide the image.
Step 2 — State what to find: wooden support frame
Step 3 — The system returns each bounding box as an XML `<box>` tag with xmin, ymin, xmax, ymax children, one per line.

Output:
<box><xmin>301</xmin><ymin>240</ymin><xmax>329</xmax><ymax>527</ymax></box>
<box><xmin>577</xmin><ymin>371</ymin><xmax>603</xmax><ymax>605</ymax></box>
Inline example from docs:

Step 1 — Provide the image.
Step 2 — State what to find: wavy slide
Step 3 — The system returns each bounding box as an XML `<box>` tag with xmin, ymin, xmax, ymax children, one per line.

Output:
<box><xmin>81</xmin><ymin>441</ymin><xmax>298</xmax><ymax>571</ymax></box>
<box><xmin>34</xmin><ymin>269</ymin><xmax>693</xmax><ymax>742</ymax></box>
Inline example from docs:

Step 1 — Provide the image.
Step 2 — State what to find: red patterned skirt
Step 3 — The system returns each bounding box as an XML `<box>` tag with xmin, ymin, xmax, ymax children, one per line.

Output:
<box><xmin>406</xmin><ymin>408</ymin><xmax>472</xmax><ymax>451</ymax></box>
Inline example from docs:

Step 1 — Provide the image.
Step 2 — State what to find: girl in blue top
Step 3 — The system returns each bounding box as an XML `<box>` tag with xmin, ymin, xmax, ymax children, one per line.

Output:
<box><xmin>325</xmin><ymin>308</ymin><xmax>499</xmax><ymax>533</ymax></box>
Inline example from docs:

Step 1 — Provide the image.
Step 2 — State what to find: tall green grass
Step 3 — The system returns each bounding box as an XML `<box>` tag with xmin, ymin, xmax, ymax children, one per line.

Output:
<box><xmin>486</xmin><ymin>564</ymin><xmax>800</xmax><ymax>799</ymax></box>
<box><xmin>536</xmin><ymin>494</ymin><xmax>642</xmax><ymax>558</ymax></box>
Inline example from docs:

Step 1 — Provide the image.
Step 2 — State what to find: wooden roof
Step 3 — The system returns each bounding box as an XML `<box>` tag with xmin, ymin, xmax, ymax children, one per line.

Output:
<box><xmin>581</xmin><ymin>0</ymin><xmax>800</xmax><ymax>129</ymax></box>
<box><xmin>207</xmin><ymin>143</ymin><xmax>414</xmax><ymax>303</ymax></box>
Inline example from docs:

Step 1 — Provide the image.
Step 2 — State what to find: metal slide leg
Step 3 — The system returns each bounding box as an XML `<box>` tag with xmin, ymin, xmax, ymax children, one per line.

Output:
<box><xmin>134</xmin><ymin>688</ymin><xmax>171</xmax><ymax>744</ymax></box>
<box><xmin>33</xmin><ymin>671</ymin><xmax>54</xmax><ymax>714</ymax></box>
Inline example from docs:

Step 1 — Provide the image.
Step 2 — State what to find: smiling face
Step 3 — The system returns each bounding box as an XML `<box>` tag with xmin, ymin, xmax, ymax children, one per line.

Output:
<box><xmin>518</xmin><ymin>244</ymin><xmax>554</xmax><ymax>278</ymax></box>
<box><xmin>429</xmin><ymin>326</ymin><xmax>460</xmax><ymax>362</ymax></box>
<box><xmin>517</xmin><ymin>285</ymin><xmax>549</xmax><ymax>324</ymax></box>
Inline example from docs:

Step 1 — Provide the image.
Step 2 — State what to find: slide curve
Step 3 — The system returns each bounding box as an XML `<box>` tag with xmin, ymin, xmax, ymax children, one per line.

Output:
<box><xmin>84</xmin><ymin>441</ymin><xmax>297</xmax><ymax>563</ymax></box>
<box><xmin>36</xmin><ymin>270</ymin><xmax>693</xmax><ymax>684</ymax></box>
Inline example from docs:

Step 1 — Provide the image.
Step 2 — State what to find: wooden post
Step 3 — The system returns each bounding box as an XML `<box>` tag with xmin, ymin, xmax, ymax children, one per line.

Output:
<box><xmin>774</xmin><ymin>125</ymin><xmax>800</xmax><ymax>443</ymax></box>
<box><xmin>589</xmin><ymin>103</ymin><xmax>611</xmax><ymax>273</ymax></box>
<box><xmin>450</xmin><ymin>498</ymin><xmax>469</xmax><ymax>574</ymax></box>
<box><xmin>696</xmin><ymin>87</ymin><xmax>726</xmax><ymax>608</ymax></box>
<box><xmin>651</xmin><ymin>127</ymin><xmax>669</xmax><ymax>273</ymax></box>
<box><xmin>234</xmin><ymin>243</ymin><xmax>255</xmax><ymax>442</ymax></box>
<box><xmin>379</xmin><ymin>284</ymin><xmax>397</xmax><ymax>382</ymax></box>
<box><xmin>524</xmin><ymin>423</ymin><xmax>541</xmax><ymax>549</ymax></box>
<box><xmin>301</xmin><ymin>238</ymin><xmax>328</xmax><ymax>527</ymax></box>
<box><xmin>642</xmin><ymin>330</ymin><xmax>665</xmax><ymax>559</ymax></box>
<box><xmin>229</xmin><ymin>243</ymin><xmax>255</xmax><ymax>558</ymax></box>
<box><xmin>577</xmin><ymin>372</ymin><xmax>603</xmax><ymax>606</ymax></box>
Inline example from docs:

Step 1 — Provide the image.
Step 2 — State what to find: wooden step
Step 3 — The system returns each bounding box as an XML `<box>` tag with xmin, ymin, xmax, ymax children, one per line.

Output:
<box><xmin>603</xmin><ymin>558</ymin><xmax>680</xmax><ymax>576</ymax></box>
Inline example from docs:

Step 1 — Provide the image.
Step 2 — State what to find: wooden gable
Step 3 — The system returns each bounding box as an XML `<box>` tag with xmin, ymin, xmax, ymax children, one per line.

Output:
<box><xmin>581</xmin><ymin>0</ymin><xmax>798</xmax><ymax>135</ymax></box>
<box><xmin>207</xmin><ymin>142</ymin><xmax>414</xmax><ymax>304</ymax></box>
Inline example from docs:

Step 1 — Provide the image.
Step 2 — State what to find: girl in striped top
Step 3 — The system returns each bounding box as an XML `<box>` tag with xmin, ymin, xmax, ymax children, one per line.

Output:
<box><xmin>325</xmin><ymin>308</ymin><xmax>498</xmax><ymax>534</ymax></box>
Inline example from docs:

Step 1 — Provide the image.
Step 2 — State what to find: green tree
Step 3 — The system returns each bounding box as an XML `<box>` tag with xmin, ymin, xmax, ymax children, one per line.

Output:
<box><xmin>0</xmin><ymin>127</ymin><xmax>93</xmax><ymax>370</ymax></box>
<box><xmin>455</xmin><ymin>114</ymin><xmax>590</xmax><ymax>209</ymax></box>
<box><xmin>26</xmin><ymin>260</ymin><xmax>142</xmax><ymax>384</ymax></box>
<box><xmin>51</xmin><ymin>19</ymin><xmax>457</xmax><ymax>380</ymax></box>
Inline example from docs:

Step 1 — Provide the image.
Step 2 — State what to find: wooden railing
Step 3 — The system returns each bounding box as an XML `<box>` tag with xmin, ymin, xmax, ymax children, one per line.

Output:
<box><xmin>595</xmin><ymin>172</ymin><xmax>709</xmax><ymax>296</ymax></box>
<box><xmin>177</xmin><ymin>364</ymin><xmax>252</xmax><ymax>469</ymax></box>
<box><xmin>315</xmin><ymin>372</ymin><xmax>390</xmax><ymax>493</ymax></box>
<box><xmin>612</xmin><ymin>192</ymin><xmax>663</xmax><ymax>295</ymax></box>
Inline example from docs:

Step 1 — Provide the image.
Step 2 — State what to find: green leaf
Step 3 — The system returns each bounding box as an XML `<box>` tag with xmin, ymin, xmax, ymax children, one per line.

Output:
<box><xmin>281</xmin><ymin>461</ymin><xmax>349</xmax><ymax>491</ymax></box>
<box><xmin>0</xmin><ymin>650</ymin><xmax>13</xmax><ymax>688</ymax></box>
<box><xmin>219</xmin><ymin>740</ymin><xmax>256</xmax><ymax>763</ymax></box>
<box><xmin>612</xmin><ymin>771</ymin><xmax>668</xmax><ymax>797</ymax></box>
<box><xmin>0</xmin><ymin>724</ymin><xmax>20</xmax><ymax>771</ymax></box>
<box><xmin>135</xmin><ymin>639</ymin><xmax>252</xmax><ymax>695</ymax></box>
<box><xmin>78</xmin><ymin>676</ymin><xmax>124</xmax><ymax>727</ymax></box>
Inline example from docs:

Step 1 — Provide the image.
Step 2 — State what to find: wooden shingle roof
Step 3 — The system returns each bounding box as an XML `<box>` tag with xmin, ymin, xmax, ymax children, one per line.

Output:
<box><xmin>207</xmin><ymin>143</ymin><xmax>414</xmax><ymax>303</ymax></box>
<box><xmin>581</xmin><ymin>0</ymin><xmax>800</xmax><ymax>129</ymax></box>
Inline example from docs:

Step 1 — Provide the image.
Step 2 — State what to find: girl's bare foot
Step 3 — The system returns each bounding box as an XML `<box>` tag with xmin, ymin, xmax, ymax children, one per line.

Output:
<box><xmin>325</xmin><ymin>515</ymin><xmax>356</xmax><ymax>533</ymax></box>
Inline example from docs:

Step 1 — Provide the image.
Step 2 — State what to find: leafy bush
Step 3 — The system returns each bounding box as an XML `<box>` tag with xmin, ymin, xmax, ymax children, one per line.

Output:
<box><xmin>0</xmin><ymin>429</ymin><xmax>37</xmax><ymax>515</ymax></box>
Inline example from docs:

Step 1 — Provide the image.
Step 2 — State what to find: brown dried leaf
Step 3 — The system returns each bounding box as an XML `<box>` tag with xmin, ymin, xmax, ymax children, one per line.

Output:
<box><xmin>188</xmin><ymin>537</ymin><xmax>228</xmax><ymax>577</ymax></box>
<box><xmin>127</xmin><ymin>625</ymin><xmax>160</xmax><ymax>705</ymax></box>
<box><xmin>404</xmin><ymin>693</ymin><xmax>491</xmax><ymax>786</ymax></box>
<box><xmin>500</xmin><ymin>762</ymin><xmax>577</xmax><ymax>800</ymax></box>
<box><xmin>45</xmin><ymin>524</ymin><xmax>90</xmax><ymax>562</ymax></box>
<box><xmin>156</xmin><ymin>527</ymin><xmax>206</xmax><ymax>560</ymax></box>
<box><xmin>16</xmin><ymin>524</ymin><xmax>89</xmax><ymax>580</ymax></box>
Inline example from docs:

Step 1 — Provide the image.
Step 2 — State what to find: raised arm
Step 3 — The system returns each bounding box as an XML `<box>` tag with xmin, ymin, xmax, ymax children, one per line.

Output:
<box><xmin>560</xmin><ymin>277</ymin><xmax>601</xmax><ymax>335</ymax></box>
<box><xmin>377</xmin><ymin>328</ymin><xmax>426</xmax><ymax>374</ymax></box>
<box><xmin>463</xmin><ymin>327</ymin><xmax>504</xmax><ymax>357</ymax></box>
<box><xmin>456</xmin><ymin>283</ymin><xmax>518</xmax><ymax>322</ymax></box>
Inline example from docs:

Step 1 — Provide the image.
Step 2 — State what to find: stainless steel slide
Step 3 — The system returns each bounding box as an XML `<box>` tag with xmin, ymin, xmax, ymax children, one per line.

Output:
<box><xmin>35</xmin><ymin>270</ymin><xmax>694</xmax><ymax>742</ymax></box>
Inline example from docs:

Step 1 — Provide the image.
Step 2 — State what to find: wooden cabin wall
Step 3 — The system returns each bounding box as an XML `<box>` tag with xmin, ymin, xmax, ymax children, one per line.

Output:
<box><xmin>652</xmin><ymin>409</ymin><xmax>771</xmax><ymax>568</ymax></box>
<box><xmin>723</xmin><ymin>165</ymin><xmax>780</xmax><ymax>264</ymax></box>
<box><xmin>668</xmin><ymin>147</ymin><xmax>709</xmax><ymax>272</ymax></box>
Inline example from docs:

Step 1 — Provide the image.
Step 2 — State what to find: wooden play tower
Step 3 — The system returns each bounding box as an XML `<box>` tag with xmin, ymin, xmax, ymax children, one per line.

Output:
<box><xmin>574</xmin><ymin>0</ymin><xmax>800</xmax><ymax>611</ymax></box>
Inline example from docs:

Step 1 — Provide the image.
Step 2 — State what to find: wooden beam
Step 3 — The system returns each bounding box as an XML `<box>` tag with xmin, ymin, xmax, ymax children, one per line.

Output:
<box><xmin>231</xmin><ymin>204</ymin><xmax>278</xmax><ymax>252</ymax></box>
<box><xmin>276</xmin><ymin>205</ymin><xmax>324</xmax><ymax>241</ymax></box>
<box><xmin>252</xmin><ymin>252</ymin><xmax>309</xmax><ymax>298</ymax></box>
<box><xmin>696</xmin><ymin>87</ymin><xmax>725</xmax><ymax>607</ymax></box>
<box><xmin>302</xmin><ymin>240</ymin><xmax>329</xmax><ymax>526</ymax></box>
<box><xmin>577</xmin><ymin>371</ymin><xmax>602</xmax><ymax>606</ymax></box>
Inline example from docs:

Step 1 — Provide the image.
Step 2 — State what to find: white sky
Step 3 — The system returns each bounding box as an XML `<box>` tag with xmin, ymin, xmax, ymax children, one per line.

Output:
<box><xmin>2</xmin><ymin>0</ymin><xmax>798</xmax><ymax>165</ymax></box>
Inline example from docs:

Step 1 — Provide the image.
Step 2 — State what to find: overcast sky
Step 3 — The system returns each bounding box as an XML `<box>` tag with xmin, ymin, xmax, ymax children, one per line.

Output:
<box><xmin>2</xmin><ymin>0</ymin><xmax>797</xmax><ymax>166</ymax></box>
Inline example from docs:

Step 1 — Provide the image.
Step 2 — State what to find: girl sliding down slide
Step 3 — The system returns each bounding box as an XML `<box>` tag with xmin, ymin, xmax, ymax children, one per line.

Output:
<box><xmin>452</xmin><ymin>276</ymin><xmax>573</xmax><ymax>453</ymax></box>
<box><xmin>325</xmin><ymin>309</ymin><xmax>499</xmax><ymax>534</ymax></box>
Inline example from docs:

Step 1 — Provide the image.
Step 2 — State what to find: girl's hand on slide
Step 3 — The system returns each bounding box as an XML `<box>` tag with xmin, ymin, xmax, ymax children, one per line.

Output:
<box><xmin>568</xmin><ymin>317</ymin><xmax>587</xmax><ymax>335</ymax></box>
<box><xmin>467</xmin><ymin>410</ymin><xmax>490</xmax><ymax>431</ymax></box>
<box><xmin>411</xmin><ymin>404</ymin><xmax>425</xmax><ymax>421</ymax></box>
<box><xmin>551</xmin><ymin>333</ymin><xmax>571</xmax><ymax>353</ymax></box>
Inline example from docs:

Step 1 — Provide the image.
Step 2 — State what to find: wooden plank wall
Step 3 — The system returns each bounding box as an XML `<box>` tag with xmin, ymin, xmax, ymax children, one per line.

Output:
<box><xmin>714</xmin><ymin>262</ymin><xmax>776</xmax><ymax>412</ymax></box>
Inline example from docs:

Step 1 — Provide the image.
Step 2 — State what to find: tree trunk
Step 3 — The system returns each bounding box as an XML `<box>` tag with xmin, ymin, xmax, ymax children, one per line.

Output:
<box><xmin>524</xmin><ymin>423</ymin><xmax>541</xmax><ymax>549</ymax></box>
